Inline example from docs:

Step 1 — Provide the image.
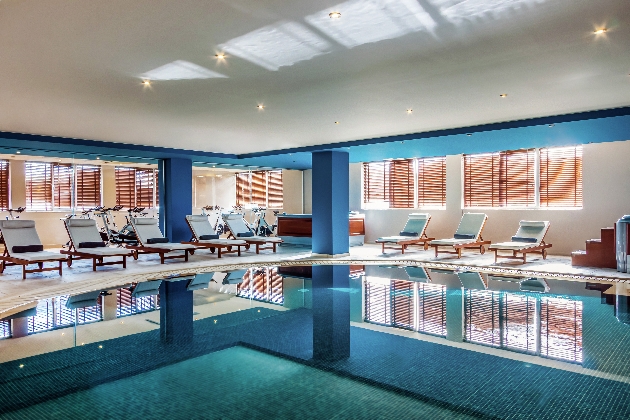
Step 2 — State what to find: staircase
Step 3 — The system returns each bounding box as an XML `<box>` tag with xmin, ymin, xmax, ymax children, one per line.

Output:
<box><xmin>571</xmin><ymin>227</ymin><xmax>617</xmax><ymax>268</ymax></box>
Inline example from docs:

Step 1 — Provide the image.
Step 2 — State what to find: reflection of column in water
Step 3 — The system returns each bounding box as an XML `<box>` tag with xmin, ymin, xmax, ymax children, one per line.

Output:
<box><xmin>312</xmin><ymin>265</ymin><xmax>350</xmax><ymax>361</ymax></box>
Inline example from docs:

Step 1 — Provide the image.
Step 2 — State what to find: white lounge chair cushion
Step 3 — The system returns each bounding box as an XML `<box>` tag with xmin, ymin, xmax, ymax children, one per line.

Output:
<box><xmin>65</xmin><ymin>219</ymin><xmax>103</xmax><ymax>245</ymax></box>
<box><xmin>489</xmin><ymin>220</ymin><xmax>550</xmax><ymax>250</ymax></box>
<box><xmin>131</xmin><ymin>218</ymin><xmax>165</xmax><ymax>244</ymax></box>
<box><xmin>198</xmin><ymin>239</ymin><xmax>247</xmax><ymax>246</ymax></box>
<box><xmin>10</xmin><ymin>251</ymin><xmax>65</xmax><ymax>262</ymax></box>
<box><xmin>0</xmin><ymin>219</ymin><xmax>49</xmax><ymax>258</ymax></box>
<box><xmin>223</xmin><ymin>214</ymin><xmax>281</xmax><ymax>243</ymax></box>
<box><xmin>141</xmin><ymin>243</ymin><xmax>197</xmax><ymax>251</ymax></box>
<box><xmin>74</xmin><ymin>247</ymin><xmax>133</xmax><ymax>256</ymax></box>
<box><xmin>377</xmin><ymin>213</ymin><xmax>431</xmax><ymax>243</ymax></box>
<box><xmin>430</xmin><ymin>238</ymin><xmax>477</xmax><ymax>246</ymax></box>
<box><xmin>455</xmin><ymin>213</ymin><xmax>487</xmax><ymax>237</ymax></box>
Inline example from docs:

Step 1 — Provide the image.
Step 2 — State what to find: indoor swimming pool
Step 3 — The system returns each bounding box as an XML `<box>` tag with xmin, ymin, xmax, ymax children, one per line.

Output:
<box><xmin>1</xmin><ymin>264</ymin><xmax>629</xmax><ymax>418</ymax></box>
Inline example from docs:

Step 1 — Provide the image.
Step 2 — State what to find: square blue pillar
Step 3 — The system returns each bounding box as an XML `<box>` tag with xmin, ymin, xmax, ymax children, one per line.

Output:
<box><xmin>158</xmin><ymin>158</ymin><xmax>192</xmax><ymax>242</ymax></box>
<box><xmin>312</xmin><ymin>151</ymin><xmax>349</xmax><ymax>257</ymax></box>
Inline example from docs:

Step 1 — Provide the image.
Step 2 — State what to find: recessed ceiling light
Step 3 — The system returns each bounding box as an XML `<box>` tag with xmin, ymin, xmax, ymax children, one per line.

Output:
<box><xmin>142</xmin><ymin>79</ymin><xmax>151</xmax><ymax>86</ymax></box>
<box><xmin>257</xmin><ymin>104</ymin><xmax>264</xmax><ymax>110</ymax></box>
<box><xmin>499</xmin><ymin>93</ymin><xmax>507</xmax><ymax>98</ymax></box>
<box><xmin>406</xmin><ymin>109</ymin><xmax>413</xmax><ymax>114</ymax></box>
<box><xmin>593</xmin><ymin>28</ymin><xmax>607</xmax><ymax>35</ymax></box>
<box><xmin>329</xmin><ymin>11</ymin><xmax>341</xmax><ymax>19</ymax></box>
<box><xmin>334</xmin><ymin>121</ymin><xmax>340</xmax><ymax>124</ymax></box>
<box><xmin>215</xmin><ymin>53</ymin><xmax>226</xmax><ymax>59</ymax></box>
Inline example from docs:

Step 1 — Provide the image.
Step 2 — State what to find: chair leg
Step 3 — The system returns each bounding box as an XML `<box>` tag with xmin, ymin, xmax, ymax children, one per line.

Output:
<box><xmin>217</xmin><ymin>247</ymin><xmax>222</xmax><ymax>258</ymax></box>
<box><xmin>59</xmin><ymin>260</ymin><xmax>63</xmax><ymax>276</ymax></box>
<box><xmin>184</xmin><ymin>250</ymin><xmax>189</xmax><ymax>262</ymax></box>
<box><xmin>457</xmin><ymin>248</ymin><xmax>462</xmax><ymax>258</ymax></box>
<box><xmin>160</xmin><ymin>253</ymin><xmax>165</xmax><ymax>264</ymax></box>
<box><xmin>256</xmin><ymin>244</ymin><xmax>260</xmax><ymax>254</ymax></box>
<box><xmin>237</xmin><ymin>246</ymin><xmax>241</xmax><ymax>256</ymax></box>
<box><xmin>401</xmin><ymin>245</ymin><xmax>405</xmax><ymax>255</ymax></box>
<box><xmin>122</xmin><ymin>255</ymin><xmax>127</xmax><ymax>269</ymax></box>
<box><xmin>22</xmin><ymin>265</ymin><xmax>27</xmax><ymax>280</ymax></box>
<box><xmin>273</xmin><ymin>242</ymin><xmax>277</xmax><ymax>253</ymax></box>
<box><xmin>93</xmin><ymin>258</ymin><xmax>97</xmax><ymax>271</ymax></box>
<box><xmin>434</xmin><ymin>246</ymin><xmax>438</xmax><ymax>257</ymax></box>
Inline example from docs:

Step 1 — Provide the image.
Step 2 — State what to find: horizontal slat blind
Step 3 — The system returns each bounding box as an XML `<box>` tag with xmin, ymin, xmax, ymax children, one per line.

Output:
<box><xmin>0</xmin><ymin>160</ymin><xmax>9</xmax><ymax>211</ymax></box>
<box><xmin>389</xmin><ymin>159</ymin><xmax>414</xmax><ymax>208</ymax></box>
<box><xmin>115</xmin><ymin>167</ymin><xmax>135</xmax><ymax>208</ymax></box>
<box><xmin>464</xmin><ymin>149</ymin><xmax>535</xmax><ymax>207</ymax></box>
<box><xmin>53</xmin><ymin>164</ymin><xmax>73</xmax><ymax>210</ymax></box>
<box><xmin>464</xmin><ymin>289</ymin><xmax>501</xmax><ymax>347</ymax></box>
<box><xmin>417</xmin><ymin>157</ymin><xmax>446</xmax><ymax>207</ymax></box>
<box><xmin>503</xmin><ymin>293</ymin><xmax>537</xmax><ymax>353</ymax></box>
<box><xmin>76</xmin><ymin>165</ymin><xmax>101</xmax><ymax>210</ymax></box>
<box><xmin>251</xmin><ymin>171</ymin><xmax>267</xmax><ymax>206</ymax></box>
<box><xmin>540</xmin><ymin>146</ymin><xmax>583</xmax><ymax>208</ymax></box>
<box><xmin>136</xmin><ymin>169</ymin><xmax>156</xmax><ymax>208</ymax></box>
<box><xmin>267</xmin><ymin>170</ymin><xmax>283</xmax><ymax>209</ymax></box>
<box><xmin>363</xmin><ymin>161</ymin><xmax>389</xmax><ymax>204</ymax></box>
<box><xmin>236</xmin><ymin>172</ymin><xmax>251</xmax><ymax>206</ymax></box>
<box><xmin>26</xmin><ymin>162</ymin><xmax>53</xmax><ymax>211</ymax></box>
<box><xmin>365</xmin><ymin>280</ymin><xmax>391</xmax><ymax>325</ymax></box>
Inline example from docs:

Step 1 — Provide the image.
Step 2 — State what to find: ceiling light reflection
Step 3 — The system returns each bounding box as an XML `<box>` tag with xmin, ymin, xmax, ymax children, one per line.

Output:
<box><xmin>219</xmin><ymin>21</ymin><xmax>330</xmax><ymax>71</ymax></box>
<box><xmin>305</xmin><ymin>0</ymin><xmax>436</xmax><ymax>49</ymax></box>
<box><xmin>140</xmin><ymin>60</ymin><xmax>227</xmax><ymax>81</ymax></box>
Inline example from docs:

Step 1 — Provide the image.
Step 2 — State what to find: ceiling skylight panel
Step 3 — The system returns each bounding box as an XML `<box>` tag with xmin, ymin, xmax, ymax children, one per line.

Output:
<box><xmin>140</xmin><ymin>60</ymin><xmax>227</xmax><ymax>80</ymax></box>
<box><xmin>429</xmin><ymin>0</ymin><xmax>548</xmax><ymax>25</ymax></box>
<box><xmin>219</xmin><ymin>21</ymin><xmax>331</xmax><ymax>71</ymax></box>
<box><xmin>305</xmin><ymin>0</ymin><xmax>437</xmax><ymax>49</ymax></box>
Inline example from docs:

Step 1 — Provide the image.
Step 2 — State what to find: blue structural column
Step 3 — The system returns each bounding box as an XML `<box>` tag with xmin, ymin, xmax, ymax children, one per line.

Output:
<box><xmin>312</xmin><ymin>151</ymin><xmax>349</xmax><ymax>256</ymax></box>
<box><xmin>312</xmin><ymin>265</ymin><xmax>351</xmax><ymax>361</ymax></box>
<box><xmin>160</xmin><ymin>280</ymin><xmax>193</xmax><ymax>344</ymax></box>
<box><xmin>158</xmin><ymin>158</ymin><xmax>193</xmax><ymax>242</ymax></box>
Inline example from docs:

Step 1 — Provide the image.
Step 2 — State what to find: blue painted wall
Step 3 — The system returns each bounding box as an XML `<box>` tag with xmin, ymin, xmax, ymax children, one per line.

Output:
<box><xmin>312</xmin><ymin>151</ymin><xmax>349</xmax><ymax>256</ymax></box>
<box><xmin>159</xmin><ymin>158</ymin><xmax>193</xmax><ymax>243</ymax></box>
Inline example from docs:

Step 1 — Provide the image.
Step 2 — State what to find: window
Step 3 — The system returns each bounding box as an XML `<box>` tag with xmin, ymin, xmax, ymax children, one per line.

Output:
<box><xmin>236</xmin><ymin>170</ymin><xmax>283</xmax><ymax>208</ymax></box>
<box><xmin>0</xmin><ymin>160</ymin><xmax>10</xmax><ymax>211</ymax></box>
<box><xmin>362</xmin><ymin>157</ymin><xmax>446</xmax><ymax>209</ymax></box>
<box><xmin>236</xmin><ymin>268</ymin><xmax>284</xmax><ymax>305</ymax></box>
<box><xmin>464</xmin><ymin>146</ymin><xmax>582</xmax><ymax>209</ymax></box>
<box><xmin>75</xmin><ymin>165</ymin><xmax>102</xmax><ymax>210</ymax></box>
<box><xmin>115</xmin><ymin>167</ymin><xmax>159</xmax><ymax>209</ymax></box>
<box><xmin>25</xmin><ymin>162</ymin><xmax>102</xmax><ymax>211</ymax></box>
<box><xmin>463</xmin><ymin>149</ymin><xmax>536</xmax><ymax>208</ymax></box>
<box><xmin>540</xmin><ymin>146</ymin><xmax>583</xmax><ymax>208</ymax></box>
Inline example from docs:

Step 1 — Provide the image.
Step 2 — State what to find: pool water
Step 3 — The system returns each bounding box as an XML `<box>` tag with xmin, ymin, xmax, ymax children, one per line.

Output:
<box><xmin>1</xmin><ymin>264</ymin><xmax>630</xmax><ymax>419</ymax></box>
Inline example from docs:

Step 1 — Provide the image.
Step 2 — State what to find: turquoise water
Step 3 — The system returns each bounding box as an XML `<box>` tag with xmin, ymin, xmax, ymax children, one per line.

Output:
<box><xmin>2</xmin><ymin>346</ymin><xmax>472</xmax><ymax>420</ymax></box>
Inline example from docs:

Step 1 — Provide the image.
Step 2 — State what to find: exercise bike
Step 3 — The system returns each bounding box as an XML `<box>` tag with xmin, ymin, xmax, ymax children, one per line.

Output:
<box><xmin>202</xmin><ymin>205</ymin><xmax>225</xmax><ymax>235</ymax></box>
<box><xmin>5</xmin><ymin>207</ymin><xmax>25</xmax><ymax>220</ymax></box>
<box><xmin>250</xmin><ymin>207</ymin><xmax>278</xmax><ymax>237</ymax></box>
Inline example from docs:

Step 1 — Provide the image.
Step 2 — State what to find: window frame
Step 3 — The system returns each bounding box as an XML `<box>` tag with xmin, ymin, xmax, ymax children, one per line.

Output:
<box><xmin>235</xmin><ymin>169</ymin><xmax>283</xmax><ymax>209</ymax></box>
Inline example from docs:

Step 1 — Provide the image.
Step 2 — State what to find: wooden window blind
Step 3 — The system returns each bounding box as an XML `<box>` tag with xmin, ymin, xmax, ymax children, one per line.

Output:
<box><xmin>251</xmin><ymin>171</ymin><xmax>267</xmax><ymax>206</ymax></box>
<box><xmin>391</xmin><ymin>280</ymin><xmax>414</xmax><ymax>330</ymax></box>
<box><xmin>540</xmin><ymin>146</ymin><xmax>583</xmax><ymax>208</ymax></box>
<box><xmin>0</xmin><ymin>160</ymin><xmax>10</xmax><ymax>211</ymax></box>
<box><xmin>464</xmin><ymin>289</ymin><xmax>501</xmax><ymax>347</ymax></box>
<box><xmin>463</xmin><ymin>149</ymin><xmax>535</xmax><ymax>207</ymax></box>
<box><xmin>136</xmin><ymin>169</ymin><xmax>156</xmax><ymax>208</ymax></box>
<box><xmin>115</xmin><ymin>167</ymin><xmax>135</xmax><ymax>208</ymax></box>
<box><xmin>502</xmin><ymin>293</ymin><xmax>537</xmax><ymax>353</ymax></box>
<box><xmin>417</xmin><ymin>283</ymin><xmax>447</xmax><ymax>337</ymax></box>
<box><xmin>267</xmin><ymin>170</ymin><xmax>283</xmax><ymax>209</ymax></box>
<box><xmin>417</xmin><ymin>157</ymin><xmax>446</xmax><ymax>207</ymax></box>
<box><xmin>363</xmin><ymin>161</ymin><xmax>389</xmax><ymax>204</ymax></box>
<box><xmin>236</xmin><ymin>170</ymin><xmax>283</xmax><ymax>208</ymax></box>
<box><xmin>540</xmin><ymin>297</ymin><xmax>583</xmax><ymax>363</ymax></box>
<box><xmin>389</xmin><ymin>159</ymin><xmax>414</xmax><ymax>208</ymax></box>
<box><xmin>75</xmin><ymin>165</ymin><xmax>101</xmax><ymax>210</ymax></box>
<box><xmin>52</xmin><ymin>164</ymin><xmax>73</xmax><ymax>210</ymax></box>
<box><xmin>364</xmin><ymin>279</ymin><xmax>391</xmax><ymax>325</ymax></box>
<box><xmin>25</xmin><ymin>162</ymin><xmax>53</xmax><ymax>211</ymax></box>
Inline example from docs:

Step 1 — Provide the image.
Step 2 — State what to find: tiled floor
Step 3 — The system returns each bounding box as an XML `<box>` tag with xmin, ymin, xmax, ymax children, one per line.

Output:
<box><xmin>1</xmin><ymin>243</ymin><xmax>628</xmax><ymax>316</ymax></box>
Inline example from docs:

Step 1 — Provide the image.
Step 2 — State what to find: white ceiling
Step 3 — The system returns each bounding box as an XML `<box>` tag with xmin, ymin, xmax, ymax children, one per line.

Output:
<box><xmin>0</xmin><ymin>0</ymin><xmax>628</xmax><ymax>155</ymax></box>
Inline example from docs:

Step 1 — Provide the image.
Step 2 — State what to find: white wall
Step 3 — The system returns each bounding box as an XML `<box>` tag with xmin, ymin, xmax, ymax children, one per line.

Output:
<box><xmin>355</xmin><ymin>140</ymin><xmax>630</xmax><ymax>256</ymax></box>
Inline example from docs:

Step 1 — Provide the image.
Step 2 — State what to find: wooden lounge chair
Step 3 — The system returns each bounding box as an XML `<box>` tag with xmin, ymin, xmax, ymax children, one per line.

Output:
<box><xmin>223</xmin><ymin>213</ymin><xmax>283</xmax><ymax>254</ymax></box>
<box><xmin>429</xmin><ymin>213</ymin><xmax>490</xmax><ymax>258</ymax></box>
<box><xmin>61</xmin><ymin>218</ymin><xmax>132</xmax><ymax>271</ymax></box>
<box><xmin>375</xmin><ymin>213</ymin><xmax>434</xmax><ymax>254</ymax></box>
<box><xmin>183</xmin><ymin>215</ymin><xmax>247</xmax><ymax>258</ymax></box>
<box><xmin>0</xmin><ymin>220</ymin><xmax>66</xmax><ymax>279</ymax></box>
<box><xmin>126</xmin><ymin>217</ymin><xmax>197</xmax><ymax>263</ymax></box>
<box><xmin>488</xmin><ymin>221</ymin><xmax>552</xmax><ymax>264</ymax></box>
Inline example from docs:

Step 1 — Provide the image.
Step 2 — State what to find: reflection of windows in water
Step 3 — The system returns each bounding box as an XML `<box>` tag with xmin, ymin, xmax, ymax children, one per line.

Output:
<box><xmin>27</xmin><ymin>296</ymin><xmax>103</xmax><ymax>334</ymax></box>
<box><xmin>0</xmin><ymin>320</ymin><xmax>11</xmax><ymax>339</ymax></box>
<box><xmin>117</xmin><ymin>288</ymin><xmax>159</xmax><ymax>317</ymax></box>
<box><xmin>464</xmin><ymin>290</ymin><xmax>582</xmax><ymax>363</ymax></box>
<box><xmin>364</xmin><ymin>279</ymin><xmax>446</xmax><ymax>336</ymax></box>
<box><xmin>237</xmin><ymin>268</ymin><xmax>284</xmax><ymax>305</ymax></box>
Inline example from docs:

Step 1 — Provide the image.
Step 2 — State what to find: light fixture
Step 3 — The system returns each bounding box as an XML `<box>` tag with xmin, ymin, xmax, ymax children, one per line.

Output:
<box><xmin>499</xmin><ymin>93</ymin><xmax>508</xmax><ymax>98</ymax></box>
<box><xmin>593</xmin><ymin>28</ymin><xmax>607</xmax><ymax>35</ymax></box>
<box><xmin>142</xmin><ymin>79</ymin><xmax>151</xmax><ymax>86</ymax></box>
<box><xmin>406</xmin><ymin>109</ymin><xmax>413</xmax><ymax>114</ymax></box>
<box><xmin>329</xmin><ymin>11</ymin><xmax>341</xmax><ymax>19</ymax></box>
<box><xmin>215</xmin><ymin>53</ymin><xmax>226</xmax><ymax>59</ymax></box>
<box><xmin>334</xmin><ymin>121</ymin><xmax>339</xmax><ymax>124</ymax></box>
<box><xmin>257</xmin><ymin>104</ymin><xmax>264</xmax><ymax>110</ymax></box>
